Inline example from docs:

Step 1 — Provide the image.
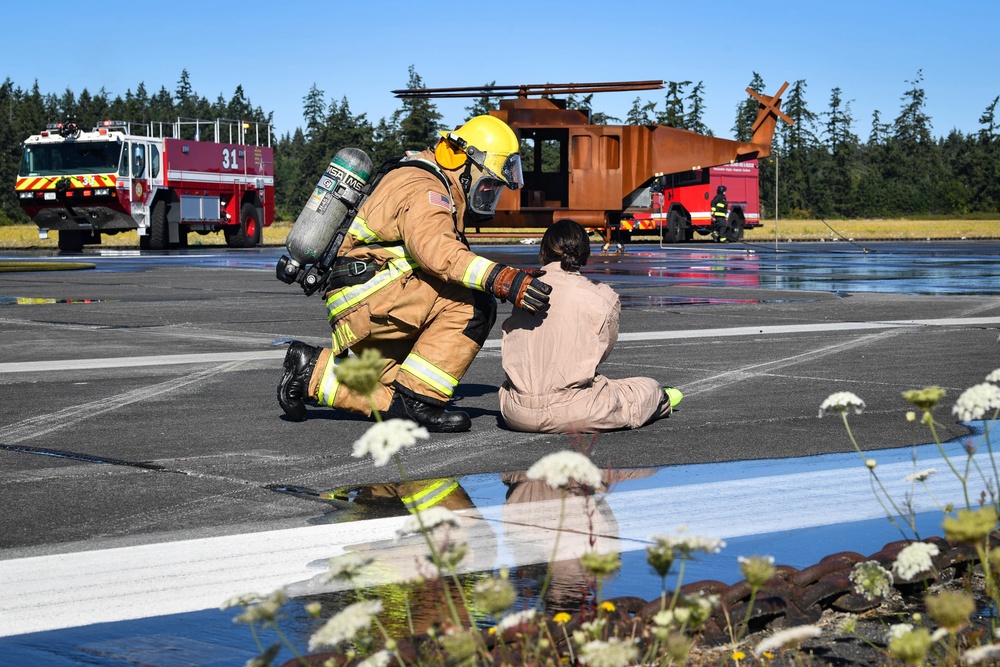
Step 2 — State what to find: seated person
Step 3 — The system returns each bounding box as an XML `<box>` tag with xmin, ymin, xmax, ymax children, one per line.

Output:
<box><xmin>498</xmin><ymin>220</ymin><xmax>682</xmax><ymax>433</ymax></box>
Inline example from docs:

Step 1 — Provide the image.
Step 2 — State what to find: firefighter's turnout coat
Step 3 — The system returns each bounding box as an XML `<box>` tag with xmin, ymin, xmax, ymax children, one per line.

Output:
<box><xmin>498</xmin><ymin>263</ymin><xmax>670</xmax><ymax>433</ymax></box>
<box><xmin>307</xmin><ymin>149</ymin><xmax>499</xmax><ymax>415</ymax></box>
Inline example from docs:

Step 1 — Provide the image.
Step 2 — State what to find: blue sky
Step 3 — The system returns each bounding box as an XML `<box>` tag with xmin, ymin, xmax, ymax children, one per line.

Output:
<box><xmin>4</xmin><ymin>1</ymin><xmax>997</xmax><ymax>141</ymax></box>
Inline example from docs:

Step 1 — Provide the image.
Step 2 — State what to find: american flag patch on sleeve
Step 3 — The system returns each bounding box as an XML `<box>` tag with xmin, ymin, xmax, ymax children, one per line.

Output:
<box><xmin>428</xmin><ymin>191</ymin><xmax>451</xmax><ymax>210</ymax></box>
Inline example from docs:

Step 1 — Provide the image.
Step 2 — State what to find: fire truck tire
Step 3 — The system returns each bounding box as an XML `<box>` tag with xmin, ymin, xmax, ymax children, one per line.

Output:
<box><xmin>225</xmin><ymin>203</ymin><xmax>261</xmax><ymax>248</ymax></box>
<box><xmin>58</xmin><ymin>230</ymin><xmax>85</xmax><ymax>253</ymax></box>
<box><xmin>663</xmin><ymin>210</ymin><xmax>684</xmax><ymax>244</ymax></box>
<box><xmin>147</xmin><ymin>200</ymin><xmax>170</xmax><ymax>250</ymax></box>
<box><xmin>726</xmin><ymin>216</ymin><xmax>745</xmax><ymax>242</ymax></box>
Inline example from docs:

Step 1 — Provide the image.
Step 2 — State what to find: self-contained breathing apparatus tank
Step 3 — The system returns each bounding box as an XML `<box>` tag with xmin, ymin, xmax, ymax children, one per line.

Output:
<box><xmin>275</xmin><ymin>147</ymin><xmax>373</xmax><ymax>294</ymax></box>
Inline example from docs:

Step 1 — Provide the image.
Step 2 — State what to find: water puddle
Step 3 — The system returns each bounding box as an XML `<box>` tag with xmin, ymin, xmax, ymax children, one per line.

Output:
<box><xmin>0</xmin><ymin>296</ymin><xmax>114</xmax><ymax>305</ymax></box>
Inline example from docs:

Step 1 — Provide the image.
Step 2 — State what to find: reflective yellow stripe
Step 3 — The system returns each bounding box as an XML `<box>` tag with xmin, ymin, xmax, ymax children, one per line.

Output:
<box><xmin>400</xmin><ymin>352</ymin><xmax>458</xmax><ymax>398</ymax></box>
<box><xmin>348</xmin><ymin>215</ymin><xmax>381</xmax><ymax>244</ymax></box>
<box><xmin>461</xmin><ymin>257</ymin><xmax>496</xmax><ymax>290</ymax></box>
<box><xmin>325</xmin><ymin>254</ymin><xmax>421</xmax><ymax>322</ymax></box>
<box><xmin>316</xmin><ymin>354</ymin><xmax>341</xmax><ymax>407</ymax></box>
<box><xmin>401</xmin><ymin>479</ymin><xmax>460</xmax><ymax>512</ymax></box>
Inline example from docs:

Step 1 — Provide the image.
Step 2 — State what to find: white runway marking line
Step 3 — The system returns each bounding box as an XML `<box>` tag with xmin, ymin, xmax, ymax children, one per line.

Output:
<box><xmin>3</xmin><ymin>316</ymin><xmax>995</xmax><ymax>374</ymax></box>
<box><xmin>0</xmin><ymin>445</ymin><xmax>980</xmax><ymax>637</ymax></box>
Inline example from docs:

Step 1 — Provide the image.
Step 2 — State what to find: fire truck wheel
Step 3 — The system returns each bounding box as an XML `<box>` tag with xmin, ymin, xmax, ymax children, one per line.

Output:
<box><xmin>225</xmin><ymin>203</ymin><xmax>261</xmax><ymax>248</ymax></box>
<box><xmin>58</xmin><ymin>230</ymin><xmax>85</xmax><ymax>253</ymax></box>
<box><xmin>149</xmin><ymin>200</ymin><xmax>169</xmax><ymax>250</ymax></box>
<box><xmin>663</xmin><ymin>210</ymin><xmax>684</xmax><ymax>244</ymax></box>
<box><xmin>726</xmin><ymin>216</ymin><xmax>745</xmax><ymax>242</ymax></box>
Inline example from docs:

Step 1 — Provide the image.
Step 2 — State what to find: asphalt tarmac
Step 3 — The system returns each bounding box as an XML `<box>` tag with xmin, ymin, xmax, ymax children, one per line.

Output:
<box><xmin>2</xmin><ymin>239</ymin><xmax>1000</xmax><ymax>664</ymax></box>
<box><xmin>1</xmin><ymin>240</ymin><xmax>998</xmax><ymax>560</ymax></box>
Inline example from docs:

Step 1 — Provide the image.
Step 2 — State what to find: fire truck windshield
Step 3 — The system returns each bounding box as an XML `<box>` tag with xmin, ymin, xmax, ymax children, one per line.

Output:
<box><xmin>19</xmin><ymin>141</ymin><xmax>122</xmax><ymax>178</ymax></box>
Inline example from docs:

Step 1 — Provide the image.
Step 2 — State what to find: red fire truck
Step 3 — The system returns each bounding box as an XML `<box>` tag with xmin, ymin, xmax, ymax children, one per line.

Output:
<box><xmin>15</xmin><ymin>118</ymin><xmax>274</xmax><ymax>252</ymax></box>
<box><xmin>617</xmin><ymin>159</ymin><xmax>762</xmax><ymax>244</ymax></box>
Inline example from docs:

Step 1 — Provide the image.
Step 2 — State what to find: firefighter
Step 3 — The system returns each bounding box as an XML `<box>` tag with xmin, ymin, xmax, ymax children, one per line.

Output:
<box><xmin>498</xmin><ymin>219</ymin><xmax>683</xmax><ymax>433</ymax></box>
<box><xmin>278</xmin><ymin>115</ymin><xmax>551</xmax><ymax>433</ymax></box>
<box><xmin>711</xmin><ymin>184</ymin><xmax>728</xmax><ymax>242</ymax></box>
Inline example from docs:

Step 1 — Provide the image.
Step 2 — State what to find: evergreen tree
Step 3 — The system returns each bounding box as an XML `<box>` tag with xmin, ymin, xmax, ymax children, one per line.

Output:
<box><xmin>397</xmin><ymin>65</ymin><xmax>442</xmax><ymax>152</ymax></box>
<box><xmin>656</xmin><ymin>81</ymin><xmax>690</xmax><ymax>128</ymax></box>
<box><xmin>732</xmin><ymin>72</ymin><xmax>765</xmax><ymax>142</ymax></box>
<box><xmin>685</xmin><ymin>81</ymin><xmax>710</xmax><ymax>135</ymax></box>
<box><xmin>464</xmin><ymin>82</ymin><xmax>500</xmax><ymax>121</ymax></box>
<box><xmin>626</xmin><ymin>96</ymin><xmax>656</xmax><ymax>125</ymax></box>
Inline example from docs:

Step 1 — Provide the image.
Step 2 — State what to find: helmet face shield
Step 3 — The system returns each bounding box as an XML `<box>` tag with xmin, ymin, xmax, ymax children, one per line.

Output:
<box><xmin>468</xmin><ymin>147</ymin><xmax>523</xmax><ymax>191</ymax></box>
<box><xmin>469</xmin><ymin>176</ymin><xmax>506</xmax><ymax>216</ymax></box>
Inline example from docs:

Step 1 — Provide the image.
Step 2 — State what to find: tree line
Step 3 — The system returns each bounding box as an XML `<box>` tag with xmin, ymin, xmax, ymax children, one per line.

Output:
<box><xmin>2</xmin><ymin>67</ymin><xmax>999</xmax><ymax>225</ymax></box>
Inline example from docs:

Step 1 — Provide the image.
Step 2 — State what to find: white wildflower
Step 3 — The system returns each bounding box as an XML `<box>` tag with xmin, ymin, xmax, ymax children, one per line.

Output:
<box><xmin>755</xmin><ymin>625</ymin><xmax>822</xmax><ymax>655</ymax></box>
<box><xmin>228</xmin><ymin>588</ymin><xmax>287</xmax><ymax>624</ymax></box>
<box><xmin>496</xmin><ymin>608</ymin><xmax>536</xmax><ymax>633</ymax></box>
<box><xmin>358</xmin><ymin>650</ymin><xmax>393</xmax><ymax>667</ymax></box>
<box><xmin>322</xmin><ymin>553</ymin><xmax>375</xmax><ymax>583</ymax></box>
<box><xmin>986</xmin><ymin>369</ymin><xmax>1000</xmax><ymax>383</ymax></box>
<box><xmin>905</xmin><ymin>468</ymin><xmax>937</xmax><ymax>483</ymax></box>
<box><xmin>953</xmin><ymin>383</ymin><xmax>1000</xmax><ymax>422</ymax></box>
<box><xmin>578</xmin><ymin>637</ymin><xmax>640</xmax><ymax>667</ymax></box>
<box><xmin>849</xmin><ymin>560</ymin><xmax>894</xmax><ymax>601</ymax></box>
<box><xmin>888</xmin><ymin>623</ymin><xmax>914</xmax><ymax>641</ymax></box>
<box><xmin>397</xmin><ymin>506</ymin><xmax>460</xmax><ymax>537</ymax></box>
<box><xmin>963</xmin><ymin>643</ymin><xmax>1000</xmax><ymax>665</ymax></box>
<box><xmin>932</xmin><ymin>627</ymin><xmax>949</xmax><ymax>642</ymax></box>
<box><xmin>892</xmin><ymin>541</ymin><xmax>940</xmax><ymax>580</ymax></box>
<box><xmin>650</xmin><ymin>526</ymin><xmax>726</xmax><ymax>556</ymax></box>
<box><xmin>308</xmin><ymin>599</ymin><xmax>382</xmax><ymax>651</ymax></box>
<box><xmin>819</xmin><ymin>391</ymin><xmax>866</xmax><ymax>417</ymax></box>
<box><xmin>352</xmin><ymin>419</ymin><xmax>429</xmax><ymax>466</ymax></box>
<box><xmin>526</xmin><ymin>450</ymin><xmax>602</xmax><ymax>490</ymax></box>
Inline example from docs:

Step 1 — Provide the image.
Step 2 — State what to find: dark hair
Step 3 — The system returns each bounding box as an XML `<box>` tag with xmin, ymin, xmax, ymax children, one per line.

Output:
<box><xmin>539</xmin><ymin>219</ymin><xmax>590</xmax><ymax>271</ymax></box>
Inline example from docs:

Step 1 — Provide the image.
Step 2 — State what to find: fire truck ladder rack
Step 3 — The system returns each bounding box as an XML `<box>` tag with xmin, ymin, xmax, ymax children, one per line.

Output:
<box><xmin>392</xmin><ymin>80</ymin><xmax>666</xmax><ymax>99</ymax></box>
<box><xmin>95</xmin><ymin>118</ymin><xmax>271</xmax><ymax>147</ymax></box>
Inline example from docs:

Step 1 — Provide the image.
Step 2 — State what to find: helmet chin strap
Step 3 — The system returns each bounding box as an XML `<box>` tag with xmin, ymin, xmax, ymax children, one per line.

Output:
<box><xmin>459</xmin><ymin>161</ymin><xmax>474</xmax><ymax>195</ymax></box>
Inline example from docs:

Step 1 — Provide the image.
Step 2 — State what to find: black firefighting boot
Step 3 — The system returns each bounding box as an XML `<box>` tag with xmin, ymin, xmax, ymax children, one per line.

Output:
<box><xmin>386</xmin><ymin>391</ymin><xmax>472</xmax><ymax>433</ymax></box>
<box><xmin>277</xmin><ymin>341</ymin><xmax>321</xmax><ymax>422</ymax></box>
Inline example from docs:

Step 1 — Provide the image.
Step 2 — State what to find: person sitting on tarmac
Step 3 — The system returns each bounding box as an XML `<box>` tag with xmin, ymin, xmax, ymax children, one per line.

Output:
<box><xmin>277</xmin><ymin>115</ymin><xmax>551</xmax><ymax>433</ymax></box>
<box><xmin>498</xmin><ymin>219</ymin><xmax>682</xmax><ymax>433</ymax></box>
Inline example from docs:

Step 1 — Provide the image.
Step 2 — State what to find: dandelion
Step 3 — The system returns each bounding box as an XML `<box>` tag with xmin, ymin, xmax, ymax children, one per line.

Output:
<box><xmin>903</xmin><ymin>386</ymin><xmax>946</xmax><ymax>410</ymax></box>
<box><xmin>926</xmin><ymin>590</ymin><xmax>975</xmax><ymax>632</ymax></box>
<box><xmin>581</xmin><ymin>551</ymin><xmax>621</xmax><ymax>577</ymax></box>
<box><xmin>943</xmin><ymin>506</ymin><xmax>998</xmax><ymax>543</ymax></box>
<box><xmin>577</xmin><ymin>637</ymin><xmax>639</xmax><ymax>667</ymax></box>
<box><xmin>473</xmin><ymin>575</ymin><xmax>516</xmax><ymax>616</ymax></box>
<box><xmin>849</xmin><ymin>561</ymin><xmax>894</xmax><ymax>601</ymax></box>
<box><xmin>322</xmin><ymin>553</ymin><xmax>375</xmax><ymax>583</ymax></box>
<box><xmin>818</xmin><ymin>391</ymin><xmax>866</xmax><ymax>417</ymax></box>
<box><xmin>963</xmin><ymin>643</ymin><xmax>1000</xmax><ymax>665</ymax></box>
<box><xmin>334</xmin><ymin>348</ymin><xmax>383</xmax><ymax>396</ymax></box>
<box><xmin>754</xmin><ymin>625</ymin><xmax>822</xmax><ymax>655</ymax></box>
<box><xmin>739</xmin><ymin>555</ymin><xmax>776</xmax><ymax>588</ymax></box>
<box><xmin>308</xmin><ymin>599</ymin><xmax>382</xmax><ymax>651</ymax></box>
<box><xmin>892</xmin><ymin>541</ymin><xmax>940</xmax><ymax>580</ymax></box>
<box><xmin>599</xmin><ymin>601</ymin><xmax>617</xmax><ymax>613</ymax></box>
<box><xmin>496</xmin><ymin>608</ymin><xmax>536</xmax><ymax>634</ymax></box>
<box><xmin>986</xmin><ymin>369</ymin><xmax>1000</xmax><ymax>383</ymax></box>
<box><xmin>953</xmin><ymin>382</ymin><xmax>1000</xmax><ymax>421</ymax></box>
<box><xmin>889</xmin><ymin>627</ymin><xmax>933</xmax><ymax>664</ymax></box>
<box><xmin>905</xmin><ymin>468</ymin><xmax>936</xmax><ymax>483</ymax></box>
<box><xmin>553</xmin><ymin>612</ymin><xmax>572</xmax><ymax>624</ymax></box>
<box><xmin>732</xmin><ymin>650</ymin><xmax>746</xmax><ymax>661</ymax></box>
<box><xmin>526</xmin><ymin>450</ymin><xmax>602</xmax><ymax>490</ymax></box>
<box><xmin>397</xmin><ymin>506</ymin><xmax>460</xmax><ymax>537</ymax></box>
<box><xmin>352</xmin><ymin>419</ymin><xmax>429</xmax><ymax>467</ymax></box>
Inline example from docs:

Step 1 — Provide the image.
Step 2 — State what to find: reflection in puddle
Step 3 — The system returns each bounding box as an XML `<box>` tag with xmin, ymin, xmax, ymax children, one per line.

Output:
<box><xmin>0</xmin><ymin>296</ymin><xmax>113</xmax><ymax>305</ymax></box>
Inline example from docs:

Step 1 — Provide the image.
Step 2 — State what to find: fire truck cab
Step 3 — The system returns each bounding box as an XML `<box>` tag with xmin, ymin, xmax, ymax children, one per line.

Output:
<box><xmin>620</xmin><ymin>159</ymin><xmax>762</xmax><ymax>243</ymax></box>
<box><xmin>16</xmin><ymin>118</ymin><xmax>274</xmax><ymax>252</ymax></box>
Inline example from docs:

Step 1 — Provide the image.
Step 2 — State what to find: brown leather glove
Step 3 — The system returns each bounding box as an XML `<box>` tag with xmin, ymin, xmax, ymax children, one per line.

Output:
<box><xmin>485</xmin><ymin>264</ymin><xmax>552</xmax><ymax>314</ymax></box>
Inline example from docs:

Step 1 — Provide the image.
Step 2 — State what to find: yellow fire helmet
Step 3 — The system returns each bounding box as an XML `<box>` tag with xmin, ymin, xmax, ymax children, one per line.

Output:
<box><xmin>435</xmin><ymin>115</ymin><xmax>523</xmax><ymax>216</ymax></box>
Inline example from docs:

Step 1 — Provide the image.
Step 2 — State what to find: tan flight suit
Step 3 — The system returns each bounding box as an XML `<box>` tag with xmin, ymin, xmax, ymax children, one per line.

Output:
<box><xmin>498</xmin><ymin>263</ymin><xmax>670</xmax><ymax>433</ymax></box>
<box><xmin>307</xmin><ymin>149</ymin><xmax>500</xmax><ymax>415</ymax></box>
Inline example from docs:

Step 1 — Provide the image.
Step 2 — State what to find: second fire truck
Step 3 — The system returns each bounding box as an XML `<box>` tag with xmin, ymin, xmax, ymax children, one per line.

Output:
<box><xmin>15</xmin><ymin>118</ymin><xmax>274</xmax><ymax>252</ymax></box>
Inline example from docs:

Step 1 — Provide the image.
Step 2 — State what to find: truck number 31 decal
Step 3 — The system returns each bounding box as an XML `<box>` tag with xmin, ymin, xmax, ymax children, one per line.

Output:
<box><xmin>221</xmin><ymin>148</ymin><xmax>241</xmax><ymax>170</ymax></box>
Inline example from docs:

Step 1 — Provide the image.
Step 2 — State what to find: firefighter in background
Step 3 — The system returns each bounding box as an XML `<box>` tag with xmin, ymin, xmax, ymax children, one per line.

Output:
<box><xmin>711</xmin><ymin>184</ymin><xmax>728</xmax><ymax>242</ymax></box>
<box><xmin>277</xmin><ymin>115</ymin><xmax>551</xmax><ymax>433</ymax></box>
